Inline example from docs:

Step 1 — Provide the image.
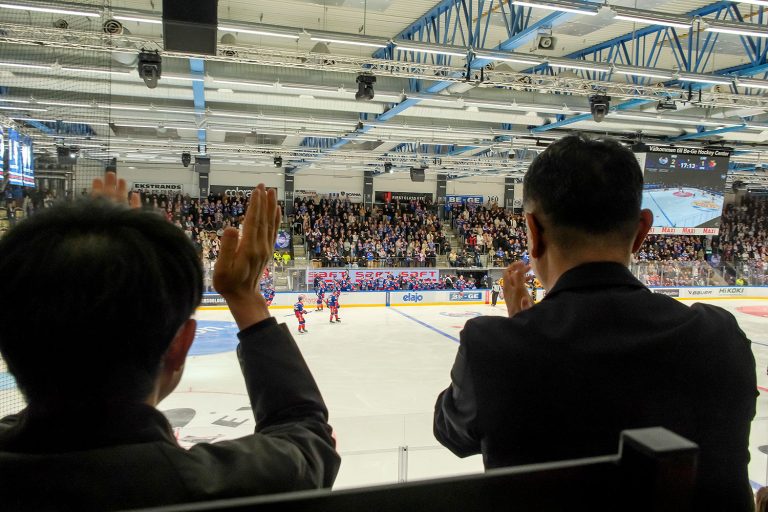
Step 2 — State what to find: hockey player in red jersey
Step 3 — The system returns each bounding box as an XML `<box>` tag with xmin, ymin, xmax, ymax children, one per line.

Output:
<box><xmin>326</xmin><ymin>291</ymin><xmax>341</xmax><ymax>323</ymax></box>
<box><xmin>294</xmin><ymin>295</ymin><xmax>308</xmax><ymax>334</ymax></box>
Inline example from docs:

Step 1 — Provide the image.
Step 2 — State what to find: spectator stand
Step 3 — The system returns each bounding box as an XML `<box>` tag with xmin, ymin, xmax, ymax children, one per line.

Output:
<box><xmin>294</xmin><ymin>197</ymin><xmax>450</xmax><ymax>271</ymax></box>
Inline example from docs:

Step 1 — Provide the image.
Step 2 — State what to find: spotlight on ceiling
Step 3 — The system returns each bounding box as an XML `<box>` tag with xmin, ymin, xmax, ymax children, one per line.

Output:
<box><xmin>138</xmin><ymin>50</ymin><xmax>162</xmax><ymax>89</ymax></box>
<box><xmin>274</xmin><ymin>155</ymin><xmax>283</xmax><ymax>168</ymax></box>
<box><xmin>656</xmin><ymin>97</ymin><xmax>678</xmax><ymax>111</ymax></box>
<box><xmin>588</xmin><ymin>93</ymin><xmax>611</xmax><ymax>123</ymax></box>
<box><xmin>355</xmin><ymin>74</ymin><xmax>376</xmax><ymax>101</ymax></box>
<box><xmin>56</xmin><ymin>145</ymin><xmax>79</xmax><ymax>164</ymax></box>
<box><xmin>181</xmin><ymin>152</ymin><xmax>191</xmax><ymax>167</ymax></box>
<box><xmin>384</xmin><ymin>162</ymin><xmax>393</xmax><ymax>174</ymax></box>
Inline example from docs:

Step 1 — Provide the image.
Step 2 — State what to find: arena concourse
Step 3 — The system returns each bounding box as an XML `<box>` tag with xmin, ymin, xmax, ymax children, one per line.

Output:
<box><xmin>2</xmin><ymin>0</ymin><xmax>768</xmax><ymax>510</ymax></box>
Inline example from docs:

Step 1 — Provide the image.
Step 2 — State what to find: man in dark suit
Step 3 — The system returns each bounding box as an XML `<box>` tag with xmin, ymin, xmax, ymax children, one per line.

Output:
<box><xmin>434</xmin><ymin>134</ymin><xmax>756</xmax><ymax>510</ymax></box>
<box><xmin>0</xmin><ymin>176</ymin><xmax>340</xmax><ymax>510</ymax></box>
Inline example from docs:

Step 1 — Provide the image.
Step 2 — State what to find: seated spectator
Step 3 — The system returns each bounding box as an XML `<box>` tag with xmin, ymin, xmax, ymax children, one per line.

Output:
<box><xmin>434</xmin><ymin>134</ymin><xmax>756</xmax><ymax>511</ymax></box>
<box><xmin>0</xmin><ymin>176</ymin><xmax>339</xmax><ymax>510</ymax></box>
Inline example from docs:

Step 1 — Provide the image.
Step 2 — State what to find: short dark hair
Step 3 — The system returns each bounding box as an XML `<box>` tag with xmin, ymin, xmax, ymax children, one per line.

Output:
<box><xmin>523</xmin><ymin>134</ymin><xmax>643</xmax><ymax>238</ymax></box>
<box><xmin>0</xmin><ymin>198</ymin><xmax>202</xmax><ymax>405</ymax></box>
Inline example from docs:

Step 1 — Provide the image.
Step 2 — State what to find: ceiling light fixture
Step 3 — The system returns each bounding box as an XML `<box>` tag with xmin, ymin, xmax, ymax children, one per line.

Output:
<box><xmin>736</xmin><ymin>77</ymin><xmax>768</xmax><ymax>90</ymax></box>
<box><xmin>612</xmin><ymin>65</ymin><xmax>674</xmax><ymax>80</ymax></box>
<box><xmin>0</xmin><ymin>2</ymin><xmax>99</xmax><ymax>17</ymax></box>
<box><xmin>310</xmin><ymin>31</ymin><xmax>389</xmax><ymax>48</ymax></box>
<box><xmin>704</xmin><ymin>19</ymin><xmax>768</xmax><ymax>39</ymax></box>
<box><xmin>548</xmin><ymin>60</ymin><xmax>610</xmax><ymax>73</ymax></box>
<box><xmin>218</xmin><ymin>24</ymin><xmax>299</xmax><ymax>39</ymax></box>
<box><xmin>677</xmin><ymin>73</ymin><xmax>733</xmax><ymax>85</ymax></box>
<box><xmin>611</xmin><ymin>8</ymin><xmax>691</xmax><ymax>29</ymax></box>
<box><xmin>163</xmin><ymin>74</ymin><xmax>205</xmax><ymax>82</ymax></box>
<box><xmin>38</xmin><ymin>101</ymin><xmax>92</xmax><ymax>108</ymax></box>
<box><xmin>60</xmin><ymin>66</ymin><xmax>131</xmax><ymax>75</ymax></box>
<box><xmin>112</xmin><ymin>14</ymin><xmax>162</xmax><ymax>24</ymax></box>
<box><xmin>394</xmin><ymin>40</ymin><xmax>467</xmax><ymax>58</ymax></box>
<box><xmin>211</xmin><ymin>78</ymin><xmax>274</xmax><ymax>88</ymax></box>
<box><xmin>511</xmin><ymin>0</ymin><xmax>599</xmax><ymax>16</ymax></box>
<box><xmin>0</xmin><ymin>61</ymin><xmax>51</xmax><ymax>70</ymax></box>
<box><xmin>473</xmin><ymin>51</ymin><xmax>542</xmax><ymax>65</ymax></box>
<box><xmin>0</xmin><ymin>106</ymin><xmax>47</xmax><ymax>112</ymax></box>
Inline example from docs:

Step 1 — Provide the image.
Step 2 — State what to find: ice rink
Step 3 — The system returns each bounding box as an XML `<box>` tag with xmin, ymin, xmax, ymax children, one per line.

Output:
<box><xmin>642</xmin><ymin>187</ymin><xmax>724</xmax><ymax>228</ymax></box>
<box><xmin>160</xmin><ymin>297</ymin><xmax>768</xmax><ymax>490</ymax></box>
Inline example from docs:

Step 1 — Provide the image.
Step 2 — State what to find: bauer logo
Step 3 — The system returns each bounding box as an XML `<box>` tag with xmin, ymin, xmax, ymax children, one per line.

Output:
<box><xmin>450</xmin><ymin>292</ymin><xmax>483</xmax><ymax>301</ymax></box>
<box><xmin>402</xmin><ymin>293</ymin><xmax>424</xmax><ymax>302</ymax></box>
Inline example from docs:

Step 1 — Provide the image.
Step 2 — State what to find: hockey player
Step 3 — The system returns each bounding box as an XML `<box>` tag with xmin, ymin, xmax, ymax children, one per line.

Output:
<box><xmin>315</xmin><ymin>281</ymin><xmax>326</xmax><ymax>311</ymax></box>
<box><xmin>263</xmin><ymin>286</ymin><xmax>276</xmax><ymax>307</ymax></box>
<box><xmin>294</xmin><ymin>295</ymin><xmax>308</xmax><ymax>334</ymax></box>
<box><xmin>326</xmin><ymin>292</ymin><xmax>341</xmax><ymax>323</ymax></box>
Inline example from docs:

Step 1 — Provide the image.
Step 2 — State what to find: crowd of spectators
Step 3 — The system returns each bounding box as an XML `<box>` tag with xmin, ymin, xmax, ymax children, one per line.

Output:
<box><xmin>449</xmin><ymin>203</ymin><xmax>529</xmax><ymax>267</ymax></box>
<box><xmin>313</xmin><ymin>272</ymin><xmax>481</xmax><ymax>292</ymax></box>
<box><xmin>717</xmin><ymin>196</ymin><xmax>768</xmax><ymax>285</ymax></box>
<box><xmin>295</xmin><ymin>197</ymin><xmax>448</xmax><ymax>268</ymax></box>
<box><xmin>635</xmin><ymin>235</ymin><xmax>708</xmax><ymax>262</ymax></box>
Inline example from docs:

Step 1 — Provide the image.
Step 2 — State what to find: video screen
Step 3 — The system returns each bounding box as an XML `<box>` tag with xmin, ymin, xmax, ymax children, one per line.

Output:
<box><xmin>641</xmin><ymin>146</ymin><xmax>729</xmax><ymax>235</ymax></box>
<box><xmin>6</xmin><ymin>128</ymin><xmax>23</xmax><ymax>186</ymax></box>
<box><xmin>21</xmin><ymin>135</ymin><xmax>34</xmax><ymax>187</ymax></box>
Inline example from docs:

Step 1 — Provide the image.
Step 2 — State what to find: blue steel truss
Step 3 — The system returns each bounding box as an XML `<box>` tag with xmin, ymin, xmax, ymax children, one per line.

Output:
<box><xmin>297</xmin><ymin>0</ymin><xmax>768</xmax><ymax>168</ymax></box>
<box><xmin>531</xmin><ymin>2</ymin><xmax>768</xmax><ymax>136</ymax></box>
<box><xmin>294</xmin><ymin>0</ymin><xmax>602</xmax><ymax>170</ymax></box>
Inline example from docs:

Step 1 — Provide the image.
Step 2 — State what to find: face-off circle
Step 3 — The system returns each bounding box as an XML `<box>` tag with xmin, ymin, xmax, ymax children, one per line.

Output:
<box><xmin>736</xmin><ymin>306</ymin><xmax>768</xmax><ymax>318</ymax></box>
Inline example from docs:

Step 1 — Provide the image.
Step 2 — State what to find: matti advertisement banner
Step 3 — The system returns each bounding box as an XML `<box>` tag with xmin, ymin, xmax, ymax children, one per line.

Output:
<box><xmin>306</xmin><ymin>268</ymin><xmax>440</xmax><ymax>285</ymax></box>
<box><xmin>648</xmin><ymin>227</ymin><xmax>720</xmax><ymax>235</ymax></box>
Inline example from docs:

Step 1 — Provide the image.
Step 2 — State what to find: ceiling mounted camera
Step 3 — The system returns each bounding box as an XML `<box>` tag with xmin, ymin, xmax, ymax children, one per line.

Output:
<box><xmin>588</xmin><ymin>94</ymin><xmax>611</xmax><ymax>123</ymax></box>
<box><xmin>138</xmin><ymin>50</ymin><xmax>162</xmax><ymax>89</ymax></box>
<box><xmin>356</xmin><ymin>74</ymin><xmax>376</xmax><ymax>101</ymax></box>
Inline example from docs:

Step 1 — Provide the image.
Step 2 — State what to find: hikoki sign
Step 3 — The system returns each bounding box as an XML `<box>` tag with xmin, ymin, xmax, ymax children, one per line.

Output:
<box><xmin>306</xmin><ymin>268</ymin><xmax>440</xmax><ymax>285</ymax></box>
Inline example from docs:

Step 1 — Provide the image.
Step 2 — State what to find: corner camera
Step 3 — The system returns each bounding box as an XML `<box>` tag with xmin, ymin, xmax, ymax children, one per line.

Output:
<box><xmin>588</xmin><ymin>94</ymin><xmax>611</xmax><ymax>123</ymax></box>
<box><xmin>274</xmin><ymin>156</ymin><xmax>283</xmax><ymax>168</ymax></box>
<box><xmin>181</xmin><ymin>152</ymin><xmax>191</xmax><ymax>167</ymax></box>
<box><xmin>356</xmin><ymin>74</ymin><xmax>376</xmax><ymax>101</ymax></box>
<box><xmin>138</xmin><ymin>50</ymin><xmax>162</xmax><ymax>89</ymax></box>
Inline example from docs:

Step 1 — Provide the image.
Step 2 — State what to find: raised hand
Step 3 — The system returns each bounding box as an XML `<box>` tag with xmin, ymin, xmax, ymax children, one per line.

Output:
<box><xmin>92</xmin><ymin>171</ymin><xmax>141</xmax><ymax>208</ymax></box>
<box><xmin>213</xmin><ymin>185</ymin><xmax>281</xmax><ymax>329</ymax></box>
<box><xmin>503</xmin><ymin>261</ymin><xmax>534</xmax><ymax>318</ymax></box>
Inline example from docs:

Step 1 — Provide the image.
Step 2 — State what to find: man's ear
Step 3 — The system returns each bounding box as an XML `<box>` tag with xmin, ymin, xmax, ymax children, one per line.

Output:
<box><xmin>631</xmin><ymin>209</ymin><xmax>654</xmax><ymax>254</ymax></box>
<box><xmin>164</xmin><ymin>318</ymin><xmax>196</xmax><ymax>373</ymax></box>
<box><xmin>525</xmin><ymin>212</ymin><xmax>545</xmax><ymax>259</ymax></box>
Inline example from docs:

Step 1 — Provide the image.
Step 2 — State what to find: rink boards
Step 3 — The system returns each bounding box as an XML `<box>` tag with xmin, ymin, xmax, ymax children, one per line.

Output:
<box><xmin>200</xmin><ymin>286</ymin><xmax>768</xmax><ymax>310</ymax></box>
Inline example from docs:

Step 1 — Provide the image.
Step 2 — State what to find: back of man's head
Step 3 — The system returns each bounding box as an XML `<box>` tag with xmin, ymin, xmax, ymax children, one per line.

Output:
<box><xmin>0</xmin><ymin>198</ymin><xmax>202</xmax><ymax>407</ymax></box>
<box><xmin>523</xmin><ymin>134</ymin><xmax>643</xmax><ymax>246</ymax></box>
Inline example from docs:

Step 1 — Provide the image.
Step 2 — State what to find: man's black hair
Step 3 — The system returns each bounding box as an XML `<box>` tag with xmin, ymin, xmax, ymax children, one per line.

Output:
<box><xmin>0</xmin><ymin>198</ymin><xmax>203</xmax><ymax>406</ymax></box>
<box><xmin>523</xmin><ymin>133</ymin><xmax>644</xmax><ymax>238</ymax></box>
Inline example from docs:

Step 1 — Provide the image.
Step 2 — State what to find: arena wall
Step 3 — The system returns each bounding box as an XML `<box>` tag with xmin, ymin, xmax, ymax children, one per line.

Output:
<box><xmin>200</xmin><ymin>287</ymin><xmax>768</xmax><ymax>310</ymax></box>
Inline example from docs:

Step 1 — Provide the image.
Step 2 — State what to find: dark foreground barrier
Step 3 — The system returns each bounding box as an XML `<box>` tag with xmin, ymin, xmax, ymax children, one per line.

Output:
<box><xmin>128</xmin><ymin>427</ymin><xmax>698</xmax><ymax>512</ymax></box>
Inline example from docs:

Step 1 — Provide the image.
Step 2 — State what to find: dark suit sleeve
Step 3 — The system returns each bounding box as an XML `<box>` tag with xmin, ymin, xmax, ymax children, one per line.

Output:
<box><xmin>434</xmin><ymin>330</ymin><xmax>481</xmax><ymax>458</ymax></box>
<box><xmin>235</xmin><ymin>317</ymin><xmax>340</xmax><ymax>488</ymax></box>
